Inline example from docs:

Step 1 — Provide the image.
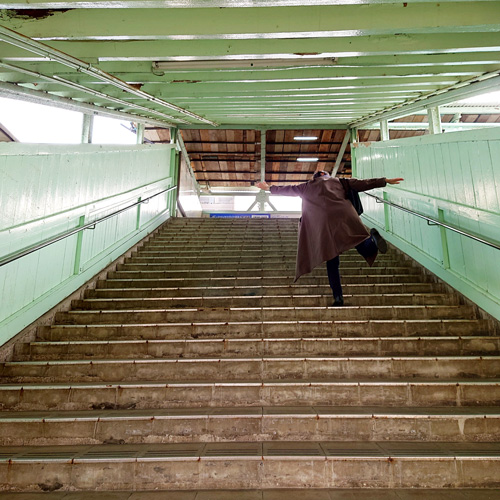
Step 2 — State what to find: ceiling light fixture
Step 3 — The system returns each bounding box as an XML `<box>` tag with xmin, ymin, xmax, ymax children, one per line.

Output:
<box><xmin>294</xmin><ymin>136</ymin><xmax>318</xmax><ymax>141</ymax></box>
<box><xmin>297</xmin><ymin>158</ymin><xmax>319</xmax><ymax>162</ymax></box>
<box><xmin>153</xmin><ymin>57</ymin><xmax>337</xmax><ymax>71</ymax></box>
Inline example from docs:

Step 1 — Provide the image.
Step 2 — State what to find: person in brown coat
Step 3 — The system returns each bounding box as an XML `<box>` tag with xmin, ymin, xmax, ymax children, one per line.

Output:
<box><xmin>256</xmin><ymin>171</ymin><xmax>404</xmax><ymax>306</ymax></box>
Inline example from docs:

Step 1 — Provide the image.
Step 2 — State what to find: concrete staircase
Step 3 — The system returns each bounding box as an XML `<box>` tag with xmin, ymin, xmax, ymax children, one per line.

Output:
<box><xmin>1</xmin><ymin>217</ymin><xmax>500</xmax><ymax>497</ymax></box>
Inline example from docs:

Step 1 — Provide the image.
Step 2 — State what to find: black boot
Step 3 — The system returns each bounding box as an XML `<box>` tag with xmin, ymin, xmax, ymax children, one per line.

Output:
<box><xmin>332</xmin><ymin>295</ymin><xmax>344</xmax><ymax>307</ymax></box>
<box><xmin>370</xmin><ymin>228</ymin><xmax>388</xmax><ymax>254</ymax></box>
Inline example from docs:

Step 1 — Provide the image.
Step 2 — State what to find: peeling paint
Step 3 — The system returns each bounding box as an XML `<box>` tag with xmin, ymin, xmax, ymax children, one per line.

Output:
<box><xmin>1</xmin><ymin>9</ymin><xmax>71</xmax><ymax>21</ymax></box>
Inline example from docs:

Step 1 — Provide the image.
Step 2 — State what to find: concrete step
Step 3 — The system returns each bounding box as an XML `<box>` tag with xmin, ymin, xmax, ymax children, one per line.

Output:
<box><xmin>127</xmin><ymin>254</ymin><xmax>404</xmax><ymax>264</ymax></box>
<box><xmin>2</xmin><ymin>442</ymin><xmax>500</xmax><ymax>491</ymax></box>
<box><xmin>113</xmin><ymin>265</ymin><xmax>423</xmax><ymax>277</ymax></box>
<box><xmin>54</xmin><ymin>305</ymin><xmax>478</xmax><ymax>325</ymax></box>
<box><xmin>2</xmin><ymin>407</ymin><xmax>500</xmax><ymax>446</ymax></box>
<box><xmin>71</xmin><ymin>294</ymin><xmax>460</xmax><ymax>311</ymax></box>
<box><xmin>87</xmin><ymin>282</ymin><xmax>447</xmax><ymax>299</ymax></box>
<box><xmin>116</xmin><ymin>264</ymin><xmax>417</xmax><ymax>275</ymax></box>
<box><xmin>38</xmin><ymin>319</ymin><xmax>494</xmax><ymax>341</ymax></box>
<box><xmin>100</xmin><ymin>274</ymin><xmax>435</xmax><ymax>288</ymax></box>
<box><xmin>143</xmin><ymin>239</ymin><xmax>301</xmax><ymax>248</ymax></box>
<box><xmin>3</xmin><ymin>356</ymin><xmax>499</xmax><ymax>383</ymax></box>
<box><xmin>14</xmin><ymin>336</ymin><xmax>500</xmax><ymax>361</ymax></box>
<box><xmin>3</xmin><ymin>491</ymin><xmax>500</xmax><ymax>500</ymax></box>
<box><xmin>2</xmin><ymin>379</ymin><xmax>499</xmax><ymax>411</ymax></box>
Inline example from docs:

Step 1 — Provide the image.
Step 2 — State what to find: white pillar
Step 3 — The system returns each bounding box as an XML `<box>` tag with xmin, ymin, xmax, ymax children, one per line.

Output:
<box><xmin>427</xmin><ymin>106</ymin><xmax>442</xmax><ymax>134</ymax></box>
<box><xmin>136</xmin><ymin>122</ymin><xmax>145</xmax><ymax>144</ymax></box>
<box><xmin>81</xmin><ymin>114</ymin><xmax>94</xmax><ymax>144</ymax></box>
<box><xmin>380</xmin><ymin>119</ymin><xmax>390</xmax><ymax>141</ymax></box>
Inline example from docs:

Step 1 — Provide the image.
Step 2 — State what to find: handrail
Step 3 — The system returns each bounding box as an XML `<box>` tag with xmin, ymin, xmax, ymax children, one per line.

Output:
<box><xmin>0</xmin><ymin>186</ymin><xmax>177</xmax><ymax>268</ymax></box>
<box><xmin>363</xmin><ymin>192</ymin><xmax>500</xmax><ymax>251</ymax></box>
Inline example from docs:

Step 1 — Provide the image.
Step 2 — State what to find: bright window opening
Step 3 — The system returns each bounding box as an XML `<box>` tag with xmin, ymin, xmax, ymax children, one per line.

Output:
<box><xmin>0</xmin><ymin>97</ymin><xmax>82</xmax><ymax>144</ymax></box>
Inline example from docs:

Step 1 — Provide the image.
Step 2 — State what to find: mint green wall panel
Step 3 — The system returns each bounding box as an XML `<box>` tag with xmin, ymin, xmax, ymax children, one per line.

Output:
<box><xmin>355</xmin><ymin>128</ymin><xmax>500</xmax><ymax>321</ymax></box>
<box><xmin>0</xmin><ymin>143</ymin><xmax>175</xmax><ymax>345</ymax></box>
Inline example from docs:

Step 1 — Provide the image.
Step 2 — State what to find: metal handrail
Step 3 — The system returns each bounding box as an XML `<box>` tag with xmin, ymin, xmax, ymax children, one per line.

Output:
<box><xmin>363</xmin><ymin>192</ymin><xmax>500</xmax><ymax>251</ymax></box>
<box><xmin>0</xmin><ymin>186</ymin><xmax>177</xmax><ymax>268</ymax></box>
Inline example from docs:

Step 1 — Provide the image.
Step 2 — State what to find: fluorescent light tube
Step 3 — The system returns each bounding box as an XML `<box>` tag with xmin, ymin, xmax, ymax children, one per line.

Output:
<box><xmin>297</xmin><ymin>157</ymin><xmax>319</xmax><ymax>162</ymax></box>
<box><xmin>294</xmin><ymin>136</ymin><xmax>318</xmax><ymax>141</ymax></box>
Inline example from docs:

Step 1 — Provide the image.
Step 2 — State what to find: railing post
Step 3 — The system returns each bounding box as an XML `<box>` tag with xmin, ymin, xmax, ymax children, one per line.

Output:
<box><xmin>73</xmin><ymin>215</ymin><xmax>85</xmax><ymax>275</ymax></box>
<box><xmin>383</xmin><ymin>191</ymin><xmax>391</xmax><ymax>232</ymax></box>
<box><xmin>136</xmin><ymin>197</ymin><xmax>142</xmax><ymax>230</ymax></box>
<box><xmin>170</xmin><ymin>128</ymin><xmax>180</xmax><ymax>217</ymax></box>
<box><xmin>438</xmin><ymin>208</ymin><xmax>451</xmax><ymax>269</ymax></box>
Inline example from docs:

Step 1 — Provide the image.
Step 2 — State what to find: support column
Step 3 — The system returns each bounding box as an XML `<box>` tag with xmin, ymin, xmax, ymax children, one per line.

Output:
<box><xmin>427</xmin><ymin>107</ymin><xmax>442</xmax><ymax>134</ymax></box>
<box><xmin>350</xmin><ymin>128</ymin><xmax>358</xmax><ymax>177</ymax></box>
<box><xmin>259</xmin><ymin>129</ymin><xmax>267</xmax><ymax>212</ymax></box>
<box><xmin>380</xmin><ymin>119</ymin><xmax>390</xmax><ymax>141</ymax></box>
<box><xmin>331</xmin><ymin>130</ymin><xmax>350</xmax><ymax>177</ymax></box>
<box><xmin>136</xmin><ymin>123</ymin><xmax>145</xmax><ymax>144</ymax></box>
<box><xmin>81</xmin><ymin>114</ymin><xmax>94</xmax><ymax>144</ymax></box>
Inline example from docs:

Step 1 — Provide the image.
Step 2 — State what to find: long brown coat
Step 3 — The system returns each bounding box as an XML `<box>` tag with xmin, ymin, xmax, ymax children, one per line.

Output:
<box><xmin>270</xmin><ymin>176</ymin><xmax>387</xmax><ymax>281</ymax></box>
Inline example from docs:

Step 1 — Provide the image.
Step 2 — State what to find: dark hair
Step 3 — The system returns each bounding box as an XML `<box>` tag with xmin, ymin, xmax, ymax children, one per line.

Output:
<box><xmin>313</xmin><ymin>170</ymin><xmax>327</xmax><ymax>179</ymax></box>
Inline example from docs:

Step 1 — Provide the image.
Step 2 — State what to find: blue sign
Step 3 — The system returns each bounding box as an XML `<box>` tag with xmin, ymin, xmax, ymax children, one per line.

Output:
<box><xmin>209</xmin><ymin>213</ymin><xmax>271</xmax><ymax>218</ymax></box>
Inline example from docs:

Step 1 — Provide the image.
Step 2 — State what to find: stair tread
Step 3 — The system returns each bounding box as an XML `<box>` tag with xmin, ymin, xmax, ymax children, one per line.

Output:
<box><xmin>2</xmin><ymin>441</ymin><xmax>500</xmax><ymax>460</ymax></box>
<box><xmin>3</xmin><ymin>406</ymin><xmax>500</xmax><ymax>420</ymax></box>
<box><xmin>2</xmin><ymin>490</ymin><xmax>500</xmax><ymax>500</ymax></box>
<box><xmin>28</xmin><ymin>335</ymin><xmax>500</xmax><ymax>344</ymax></box>
<box><xmin>6</xmin><ymin>355</ymin><xmax>500</xmax><ymax>364</ymax></box>
<box><xmin>3</xmin><ymin>379</ymin><xmax>500</xmax><ymax>388</ymax></box>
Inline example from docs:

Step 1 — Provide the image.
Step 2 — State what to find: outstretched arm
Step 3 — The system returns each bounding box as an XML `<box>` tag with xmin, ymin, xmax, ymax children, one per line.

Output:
<box><xmin>256</xmin><ymin>181</ymin><xmax>308</xmax><ymax>197</ymax></box>
<box><xmin>347</xmin><ymin>177</ymin><xmax>404</xmax><ymax>192</ymax></box>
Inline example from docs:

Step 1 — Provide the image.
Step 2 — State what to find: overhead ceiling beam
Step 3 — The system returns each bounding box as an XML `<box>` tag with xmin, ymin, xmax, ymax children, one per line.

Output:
<box><xmin>3</xmin><ymin>4</ymin><xmax>499</xmax><ymax>40</ymax></box>
<box><xmin>364</xmin><ymin>121</ymin><xmax>500</xmax><ymax>130</ymax></box>
<box><xmin>8</xmin><ymin>51</ymin><xmax>500</xmax><ymax>72</ymax></box>
<box><xmin>350</xmin><ymin>72</ymin><xmax>500</xmax><ymax>127</ymax></box>
<box><xmin>2</xmin><ymin>33</ymin><xmax>499</xmax><ymax>62</ymax></box>
<box><xmin>0</xmin><ymin>61</ymin><xmax>183</xmax><ymax>124</ymax></box>
<box><xmin>0</xmin><ymin>25</ymin><xmax>218</xmax><ymax>126</ymax></box>
<box><xmin>0</xmin><ymin>0</ymin><xmax>490</xmax><ymax>8</ymax></box>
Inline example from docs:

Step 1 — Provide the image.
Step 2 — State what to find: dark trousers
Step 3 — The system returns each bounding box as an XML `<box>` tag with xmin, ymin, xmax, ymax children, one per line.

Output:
<box><xmin>326</xmin><ymin>237</ymin><xmax>378</xmax><ymax>298</ymax></box>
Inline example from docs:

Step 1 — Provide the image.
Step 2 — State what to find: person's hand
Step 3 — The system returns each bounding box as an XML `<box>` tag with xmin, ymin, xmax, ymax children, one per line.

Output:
<box><xmin>386</xmin><ymin>178</ymin><xmax>404</xmax><ymax>185</ymax></box>
<box><xmin>256</xmin><ymin>181</ymin><xmax>270</xmax><ymax>191</ymax></box>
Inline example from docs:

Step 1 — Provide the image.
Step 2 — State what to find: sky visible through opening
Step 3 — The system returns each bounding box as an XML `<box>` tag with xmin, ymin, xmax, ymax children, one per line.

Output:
<box><xmin>0</xmin><ymin>97</ymin><xmax>136</xmax><ymax>144</ymax></box>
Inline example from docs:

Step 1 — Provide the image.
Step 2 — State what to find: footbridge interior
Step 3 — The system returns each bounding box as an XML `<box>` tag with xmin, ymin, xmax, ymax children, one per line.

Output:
<box><xmin>1</xmin><ymin>0</ymin><xmax>500</xmax><ymax>496</ymax></box>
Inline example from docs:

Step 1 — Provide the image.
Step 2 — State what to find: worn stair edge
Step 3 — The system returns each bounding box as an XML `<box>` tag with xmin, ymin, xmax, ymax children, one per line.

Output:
<box><xmin>2</xmin><ymin>490</ymin><xmax>500</xmax><ymax>499</ymax></box>
<box><xmin>37</xmin><ymin>319</ymin><xmax>495</xmax><ymax>342</ymax></box>
<box><xmin>14</xmin><ymin>336</ymin><xmax>500</xmax><ymax>361</ymax></box>
<box><xmin>1</xmin><ymin>407</ymin><xmax>500</xmax><ymax>446</ymax></box>
<box><xmin>1</xmin><ymin>380</ymin><xmax>500</xmax><ymax>411</ymax></box>
<box><xmin>2</xmin><ymin>356</ymin><xmax>500</xmax><ymax>383</ymax></box>
<box><xmin>2</xmin><ymin>442</ymin><xmax>500</xmax><ymax>491</ymax></box>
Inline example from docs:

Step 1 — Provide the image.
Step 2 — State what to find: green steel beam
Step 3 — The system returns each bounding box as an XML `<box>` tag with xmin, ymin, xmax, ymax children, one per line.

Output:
<box><xmin>2</xmin><ymin>33</ymin><xmax>500</xmax><ymax>61</ymax></box>
<box><xmin>5</xmin><ymin>51</ymin><xmax>500</xmax><ymax>71</ymax></box>
<box><xmin>2</xmin><ymin>0</ymin><xmax>497</xmax><ymax>8</ymax></box>
<box><xmin>350</xmin><ymin>72</ymin><xmax>500</xmax><ymax>127</ymax></box>
<box><xmin>0</xmin><ymin>25</ymin><xmax>218</xmax><ymax>126</ymax></box>
<box><xmin>2</xmin><ymin>4</ymin><xmax>498</xmax><ymax>40</ymax></box>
